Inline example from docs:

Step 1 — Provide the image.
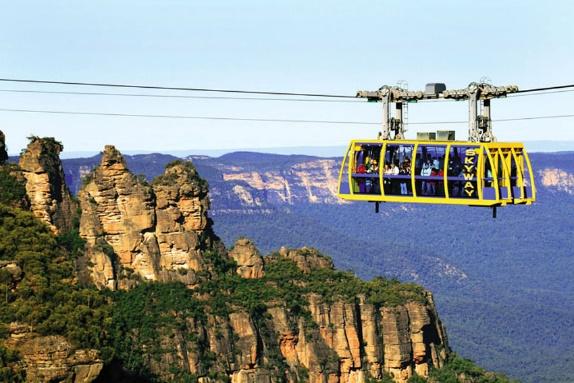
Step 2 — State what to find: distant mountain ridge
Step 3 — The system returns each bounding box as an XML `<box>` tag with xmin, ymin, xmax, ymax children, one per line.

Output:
<box><xmin>8</xmin><ymin>140</ymin><xmax>574</xmax><ymax>159</ymax></box>
<box><xmin>54</xmin><ymin>150</ymin><xmax>574</xmax><ymax>213</ymax></box>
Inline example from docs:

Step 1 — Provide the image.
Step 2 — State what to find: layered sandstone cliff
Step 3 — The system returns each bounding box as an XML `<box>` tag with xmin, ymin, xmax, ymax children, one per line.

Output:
<box><xmin>106</xmin><ymin>245</ymin><xmax>449</xmax><ymax>383</ymax></box>
<box><xmin>78</xmin><ymin>145</ymin><xmax>222</xmax><ymax>289</ymax></box>
<box><xmin>4</xmin><ymin>324</ymin><xmax>102</xmax><ymax>383</ymax></box>
<box><xmin>539</xmin><ymin>167</ymin><xmax>574</xmax><ymax>195</ymax></box>
<box><xmin>188</xmin><ymin>154</ymin><xmax>345</xmax><ymax>212</ymax></box>
<box><xmin>18</xmin><ymin>137</ymin><xmax>77</xmax><ymax>234</ymax></box>
<box><xmin>219</xmin><ymin>158</ymin><xmax>341</xmax><ymax>206</ymax></box>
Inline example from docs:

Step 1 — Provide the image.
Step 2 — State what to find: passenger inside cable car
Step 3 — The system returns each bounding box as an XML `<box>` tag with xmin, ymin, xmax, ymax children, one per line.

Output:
<box><xmin>383</xmin><ymin>144</ymin><xmax>413</xmax><ymax>196</ymax></box>
<box><xmin>351</xmin><ymin>144</ymin><xmax>381</xmax><ymax>195</ymax></box>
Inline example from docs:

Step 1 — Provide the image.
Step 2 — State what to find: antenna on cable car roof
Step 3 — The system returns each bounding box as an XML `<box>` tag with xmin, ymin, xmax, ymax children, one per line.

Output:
<box><xmin>356</xmin><ymin>82</ymin><xmax>519</xmax><ymax>143</ymax></box>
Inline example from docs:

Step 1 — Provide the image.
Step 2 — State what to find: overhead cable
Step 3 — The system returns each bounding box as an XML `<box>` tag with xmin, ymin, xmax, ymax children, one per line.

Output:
<box><xmin>0</xmin><ymin>88</ymin><xmax>365</xmax><ymax>103</ymax></box>
<box><xmin>0</xmin><ymin>78</ymin><xmax>356</xmax><ymax>99</ymax></box>
<box><xmin>507</xmin><ymin>89</ymin><xmax>574</xmax><ymax>97</ymax></box>
<box><xmin>514</xmin><ymin>84</ymin><xmax>574</xmax><ymax>94</ymax></box>
<box><xmin>0</xmin><ymin>78</ymin><xmax>574</xmax><ymax>98</ymax></box>
<box><xmin>0</xmin><ymin>107</ymin><xmax>572</xmax><ymax>125</ymax></box>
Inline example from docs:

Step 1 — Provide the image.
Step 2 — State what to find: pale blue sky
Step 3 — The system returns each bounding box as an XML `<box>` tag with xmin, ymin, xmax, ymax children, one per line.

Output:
<box><xmin>1</xmin><ymin>0</ymin><xmax>573</xmax><ymax>155</ymax></box>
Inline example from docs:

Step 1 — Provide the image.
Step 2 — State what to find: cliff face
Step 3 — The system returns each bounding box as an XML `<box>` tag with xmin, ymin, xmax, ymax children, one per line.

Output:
<box><xmin>4</xmin><ymin>324</ymin><xmax>103</xmax><ymax>383</ymax></box>
<box><xmin>188</xmin><ymin>153</ymin><xmax>345</xmax><ymax>212</ymax></box>
<box><xmin>78</xmin><ymin>146</ymin><xmax>222</xmax><ymax>290</ymax></box>
<box><xmin>217</xmin><ymin>158</ymin><xmax>341</xmax><ymax>207</ymax></box>
<box><xmin>18</xmin><ymin>137</ymin><xmax>77</xmax><ymax>234</ymax></box>
<box><xmin>539</xmin><ymin>167</ymin><xmax>574</xmax><ymax>195</ymax></box>
<box><xmin>99</xmin><ymin>245</ymin><xmax>448</xmax><ymax>383</ymax></box>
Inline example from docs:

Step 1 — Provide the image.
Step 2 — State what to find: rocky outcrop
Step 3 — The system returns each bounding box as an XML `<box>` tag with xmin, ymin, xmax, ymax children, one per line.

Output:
<box><xmin>276</xmin><ymin>246</ymin><xmax>334</xmax><ymax>274</ymax></box>
<box><xmin>78</xmin><ymin>146</ymin><xmax>222</xmax><ymax>289</ymax></box>
<box><xmin>0</xmin><ymin>260</ymin><xmax>22</xmax><ymax>280</ymax></box>
<box><xmin>539</xmin><ymin>167</ymin><xmax>574</xmax><ymax>195</ymax></box>
<box><xmin>0</xmin><ymin>130</ymin><xmax>7</xmax><ymax>164</ymax></box>
<box><xmin>4</xmin><ymin>324</ymin><xmax>102</xmax><ymax>383</ymax></box>
<box><xmin>18</xmin><ymin>137</ymin><xmax>77</xmax><ymax>234</ymax></box>
<box><xmin>219</xmin><ymin>159</ymin><xmax>342</xmax><ymax>207</ymax></box>
<box><xmin>229</xmin><ymin>238</ymin><xmax>265</xmax><ymax>278</ymax></box>
<box><xmin>114</xmin><ymin>248</ymin><xmax>449</xmax><ymax>383</ymax></box>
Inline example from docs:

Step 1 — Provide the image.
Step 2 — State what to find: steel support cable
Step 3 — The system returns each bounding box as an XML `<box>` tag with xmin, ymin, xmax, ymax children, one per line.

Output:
<box><xmin>514</xmin><ymin>84</ymin><xmax>574</xmax><ymax>93</ymax></box>
<box><xmin>1</xmin><ymin>88</ymin><xmax>572</xmax><ymax>106</ymax></box>
<box><xmin>0</xmin><ymin>78</ymin><xmax>357</xmax><ymax>99</ymax></box>
<box><xmin>507</xmin><ymin>89</ymin><xmax>574</xmax><ymax>97</ymax></box>
<box><xmin>0</xmin><ymin>78</ymin><xmax>573</xmax><ymax>98</ymax></box>
<box><xmin>0</xmin><ymin>88</ymin><xmax>365</xmax><ymax>103</ymax></box>
<box><xmin>0</xmin><ymin>107</ymin><xmax>572</xmax><ymax>125</ymax></box>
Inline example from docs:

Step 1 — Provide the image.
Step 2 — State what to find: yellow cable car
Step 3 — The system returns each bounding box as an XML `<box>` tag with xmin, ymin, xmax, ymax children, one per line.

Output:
<box><xmin>337</xmin><ymin>139</ymin><xmax>536</xmax><ymax>206</ymax></box>
<box><xmin>336</xmin><ymin>83</ymin><xmax>536</xmax><ymax>215</ymax></box>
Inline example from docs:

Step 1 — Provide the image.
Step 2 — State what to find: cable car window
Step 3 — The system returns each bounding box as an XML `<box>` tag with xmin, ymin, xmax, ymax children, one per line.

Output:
<box><xmin>448</xmin><ymin>145</ymin><xmax>479</xmax><ymax>199</ymax></box>
<box><xmin>383</xmin><ymin>144</ymin><xmax>413</xmax><ymax>196</ymax></box>
<box><xmin>512</xmin><ymin>147</ymin><xmax>533</xmax><ymax>199</ymax></box>
<box><xmin>483</xmin><ymin>151</ymin><xmax>494</xmax><ymax>187</ymax></box>
<box><xmin>491</xmin><ymin>149</ymin><xmax>509</xmax><ymax>199</ymax></box>
<box><xmin>482</xmin><ymin>149</ymin><xmax>496</xmax><ymax>200</ymax></box>
<box><xmin>521</xmin><ymin>151</ymin><xmax>534</xmax><ymax>199</ymax></box>
<box><xmin>339</xmin><ymin>145</ymin><xmax>351</xmax><ymax>194</ymax></box>
<box><xmin>491</xmin><ymin>149</ymin><xmax>504</xmax><ymax>187</ymax></box>
<box><xmin>415</xmin><ymin>145</ymin><xmax>446</xmax><ymax>197</ymax></box>
<box><xmin>351</xmin><ymin>143</ymin><xmax>381</xmax><ymax>195</ymax></box>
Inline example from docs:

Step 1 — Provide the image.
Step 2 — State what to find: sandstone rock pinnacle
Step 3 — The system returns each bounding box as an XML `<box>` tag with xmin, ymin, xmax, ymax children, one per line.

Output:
<box><xmin>229</xmin><ymin>238</ymin><xmax>265</xmax><ymax>278</ymax></box>
<box><xmin>18</xmin><ymin>136</ymin><xmax>78</xmax><ymax>234</ymax></box>
<box><xmin>79</xmin><ymin>147</ymin><xmax>221</xmax><ymax>289</ymax></box>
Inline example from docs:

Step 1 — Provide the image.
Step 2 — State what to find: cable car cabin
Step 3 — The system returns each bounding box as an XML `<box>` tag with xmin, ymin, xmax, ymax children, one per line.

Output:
<box><xmin>337</xmin><ymin>140</ymin><xmax>536</xmax><ymax>207</ymax></box>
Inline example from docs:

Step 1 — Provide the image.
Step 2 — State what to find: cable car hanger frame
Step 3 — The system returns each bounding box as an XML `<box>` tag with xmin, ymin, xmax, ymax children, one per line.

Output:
<box><xmin>338</xmin><ymin>82</ymin><xmax>535</xmax><ymax>218</ymax></box>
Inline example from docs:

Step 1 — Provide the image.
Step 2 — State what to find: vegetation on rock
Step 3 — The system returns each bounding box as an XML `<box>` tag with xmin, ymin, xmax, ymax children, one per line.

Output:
<box><xmin>0</xmin><ymin>204</ymin><xmax>111</xmax><ymax>349</ymax></box>
<box><xmin>0</xmin><ymin>165</ymin><xmax>26</xmax><ymax>207</ymax></box>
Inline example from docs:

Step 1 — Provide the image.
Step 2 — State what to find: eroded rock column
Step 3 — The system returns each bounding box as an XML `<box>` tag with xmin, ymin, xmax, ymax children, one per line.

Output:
<box><xmin>18</xmin><ymin>137</ymin><xmax>77</xmax><ymax>234</ymax></box>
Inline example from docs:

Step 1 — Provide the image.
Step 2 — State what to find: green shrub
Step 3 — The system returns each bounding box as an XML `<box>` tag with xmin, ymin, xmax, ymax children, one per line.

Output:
<box><xmin>0</xmin><ymin>166</ymin><xmax>26</xmax><ymax>206</ymax></box>
<box><xmin>429</xmin><ymin>353</ymin><xmax>518</xmax><ymax>383</ymax></box>
<box><xmin>0</xmin><ymin>345</ymin><xmax>25</xmax><ymax>382</ymax></box>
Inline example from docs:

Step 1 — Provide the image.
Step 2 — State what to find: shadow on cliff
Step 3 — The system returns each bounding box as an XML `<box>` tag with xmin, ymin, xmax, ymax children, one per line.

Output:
<box><xmin>94</xmin><ymin>360</ymin><xmax>153</xmax><ymax>383</ymax></box>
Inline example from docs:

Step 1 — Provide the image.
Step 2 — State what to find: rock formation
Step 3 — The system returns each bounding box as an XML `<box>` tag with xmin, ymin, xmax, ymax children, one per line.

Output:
<box><xmin>4</xmin><ymin>324</ymin><xmax>102</xmax><ymax>383</ymax></box>
<box><xmin>0</xmin><ymin>130</ymin><xmax>7</xmax><ymax>164</ymax></box>
<box><xmin>102</xmin><ymin>248</ymin><xmax>449</xmax><ymax>383</ymax></box>
<box><xmin>18</xmin><ymin>137</ymin><xmax>77</xmax><ymax>234</ymax></box>
<box><xmin>78</xmin><ymin>146</ymin><xmax>222</xmax><ymax>289</ymax></box>
<box><xmin>229</xmin><ymin>238</ymin><xmax>265</xmax><ymax>278</ymax></box>
<box><xmin>188</xmin><ymin>154</ymin><xmax>345</xmax><ymax>212</ymax></box>
<box><xmin>540</xmin><ymin>167</ymin><xmax>574</xmax><ymax>195</ymax></box>
<box><xmin>277</xmin><ymin>246</ymin><xmax>334</xmax><ymax>273</ymax></box>
<box><xmin>76</xmin><ymin>146</ymin><xmax>449</xmax><ymax>382</ymax></box>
